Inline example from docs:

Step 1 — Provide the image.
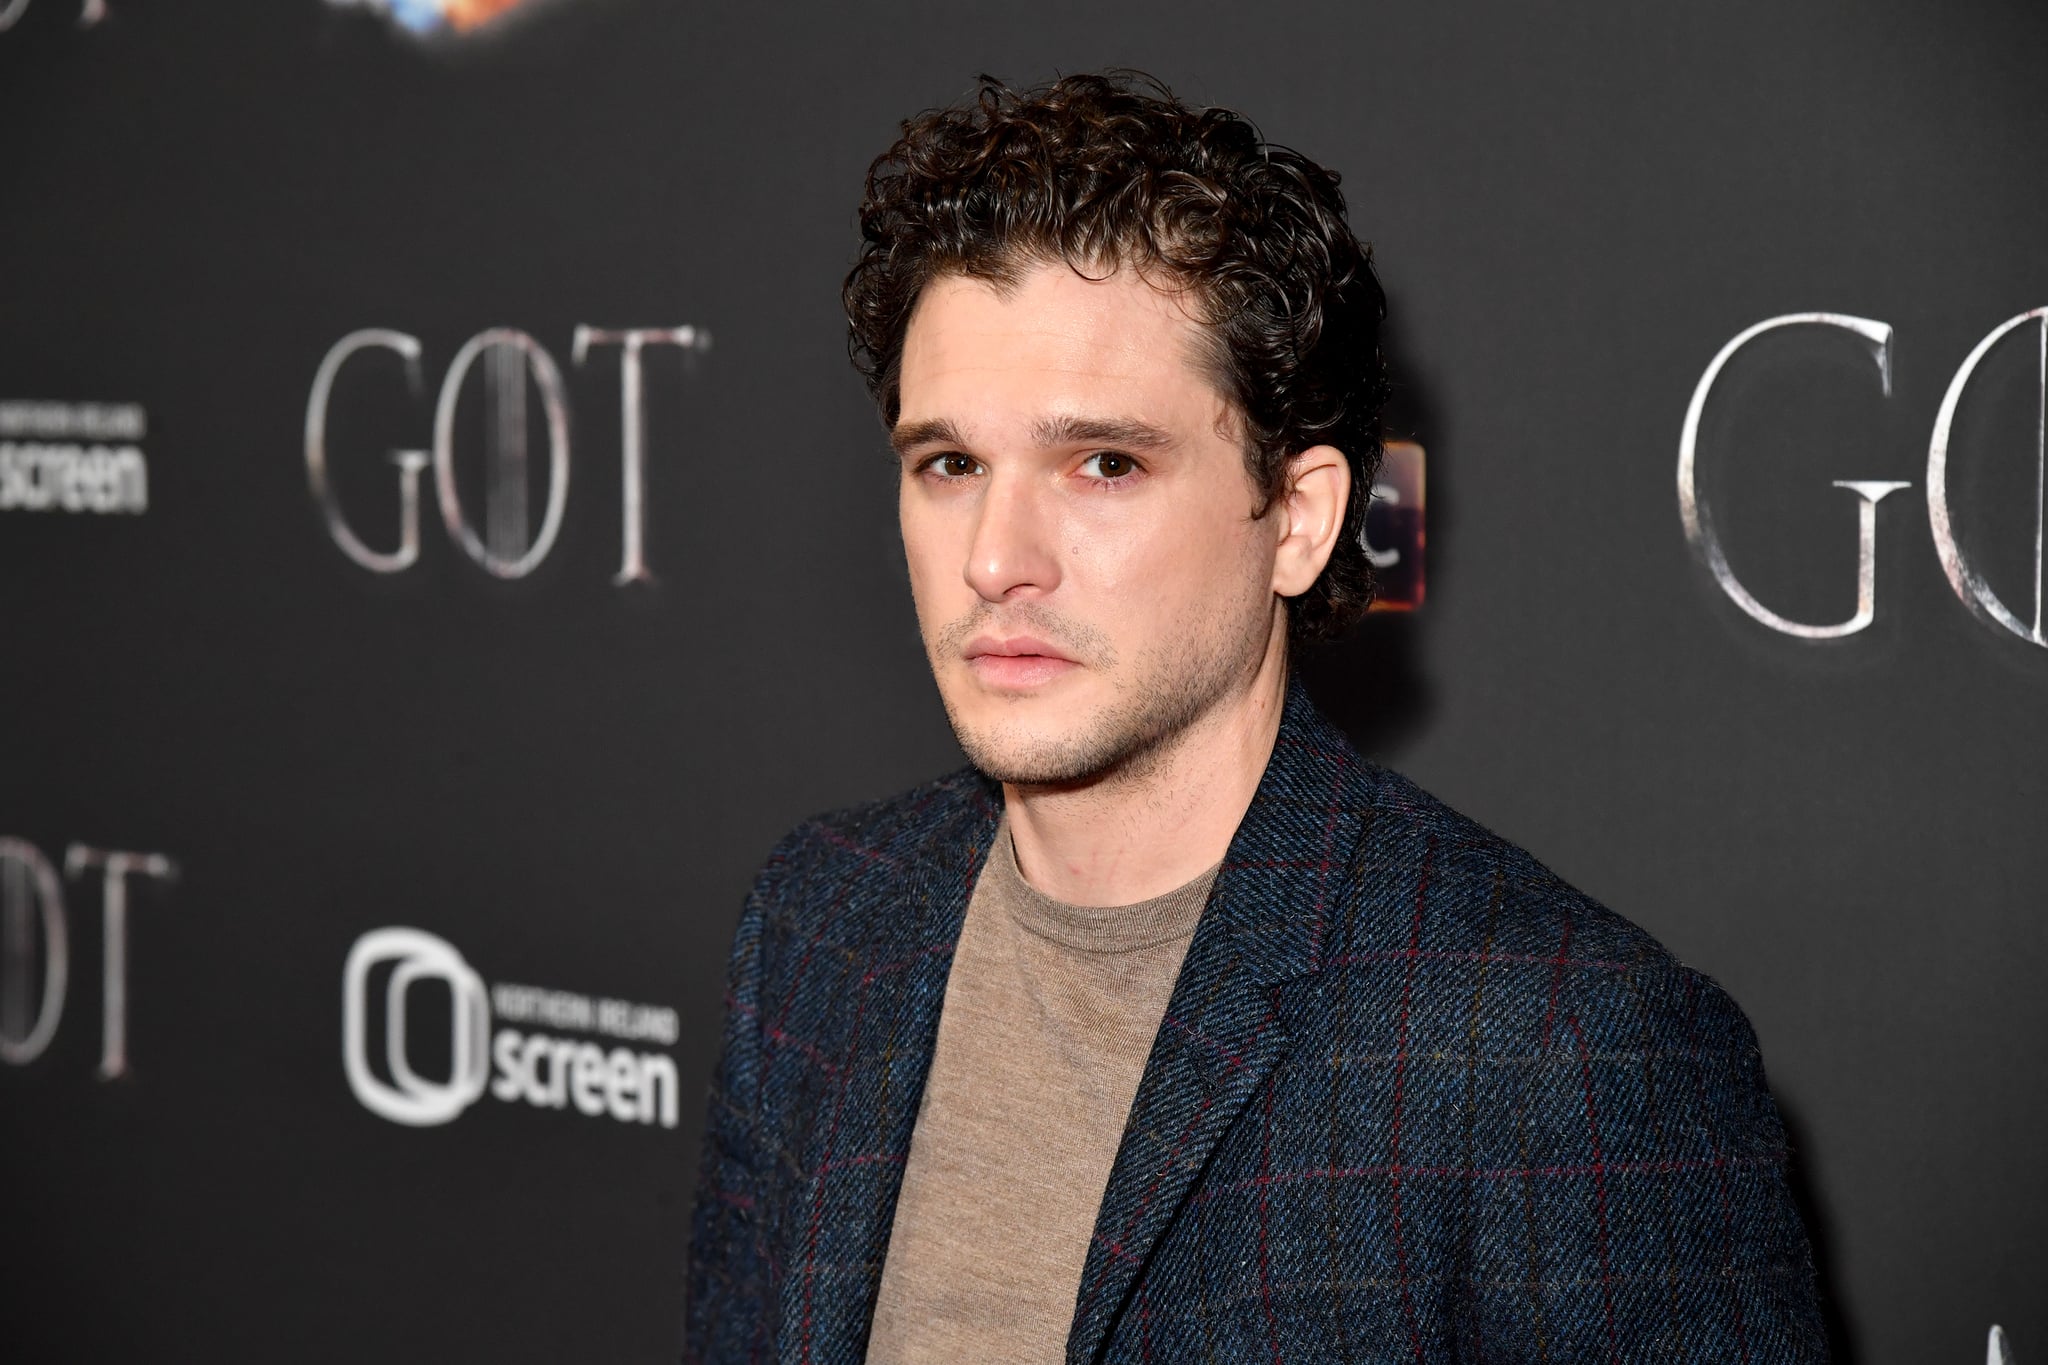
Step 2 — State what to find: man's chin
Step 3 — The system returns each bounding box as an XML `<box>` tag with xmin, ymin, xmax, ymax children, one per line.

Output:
<box><xmin>945</xmin><ymin>709</ymin><xmax>1153</xmax><ymax>789</ymax></box>
<box><xmin>942</xmin><ymin>704</ymin><xmax>1085</xmax><ymax>782</ymax></box>
<box><xmin>961</xmin><ymin>746</ymin><xmax>1109</xmax><ymax>789</ymax></box>
<box><xmin>937</xmin><ymin>662</ymin><xmax>1175</xmax><ymax>786</ymax></box>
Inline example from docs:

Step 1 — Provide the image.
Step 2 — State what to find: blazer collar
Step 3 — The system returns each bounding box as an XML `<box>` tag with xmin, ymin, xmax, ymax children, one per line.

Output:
<box><xmin>777</xmin><ymin>772</ymin><xmax>998</xmax><ymax>1365</ymax></box>
<box><xmin>1067</xmin><ymin>674</ymin><xmax>1374</xmax><ymax>1362</ymax></box>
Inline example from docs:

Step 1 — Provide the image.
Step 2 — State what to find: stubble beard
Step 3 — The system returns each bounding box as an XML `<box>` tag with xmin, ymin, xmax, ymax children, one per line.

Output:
<box><xmin>929</xmin><ymin>593</ymin><xmax>1276</xmax><ymax>790</ymax></box>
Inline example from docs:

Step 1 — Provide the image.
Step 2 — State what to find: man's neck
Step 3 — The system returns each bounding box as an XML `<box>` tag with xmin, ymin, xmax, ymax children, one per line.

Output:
<box><xmin>1001</xmin><ymin>633</ymin><xmax>1289</xmax><ymax>908</ymax></box>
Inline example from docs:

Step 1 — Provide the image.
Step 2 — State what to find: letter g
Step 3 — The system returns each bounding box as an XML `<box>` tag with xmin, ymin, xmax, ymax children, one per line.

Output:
<box><xmin>1679</xmin><ymin>313</ymin><xmax>1910</xmax><ymax>638</ymax></box>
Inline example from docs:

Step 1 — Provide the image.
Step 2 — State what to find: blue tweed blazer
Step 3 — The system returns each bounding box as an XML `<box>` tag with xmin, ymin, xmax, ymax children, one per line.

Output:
<box><xmin>684</xmin><ymin>679</ymin><xmax>1826</xmax><ymax>1363</ymax></box>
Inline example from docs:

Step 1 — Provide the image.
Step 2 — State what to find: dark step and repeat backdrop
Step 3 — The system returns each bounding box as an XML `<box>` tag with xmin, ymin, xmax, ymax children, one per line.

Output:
<box><xmin>2</xmin><ymin>0</ymin><xmax>2042</xmax><ymax>1360</ymax></box>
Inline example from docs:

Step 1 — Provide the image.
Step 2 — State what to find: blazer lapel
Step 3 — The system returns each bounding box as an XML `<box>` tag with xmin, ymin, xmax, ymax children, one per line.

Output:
<box><xmin>1067</xmin><ymin>678</ymin><xmax>1371</xmax><ymax>1364</ymax></box>
<box><xmin>777</xmin><ymin>775</ymin><xmax>1001</xmax><ymax>1365</ymax></box>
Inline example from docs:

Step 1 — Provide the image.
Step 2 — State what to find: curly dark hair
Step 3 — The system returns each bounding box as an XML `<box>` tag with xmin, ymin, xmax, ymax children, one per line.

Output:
<box><xmin>844</xmin><ymin>70</ymin><xmax>1391</xmax><ymax>643</ymax></box>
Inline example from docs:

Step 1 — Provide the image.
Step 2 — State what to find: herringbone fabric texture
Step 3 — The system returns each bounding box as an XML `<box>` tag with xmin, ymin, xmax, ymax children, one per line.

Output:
<box><xmin>683</xmin><ymin>680</ymin><xmax>1826</xmax><ymax>1364</ymax></box>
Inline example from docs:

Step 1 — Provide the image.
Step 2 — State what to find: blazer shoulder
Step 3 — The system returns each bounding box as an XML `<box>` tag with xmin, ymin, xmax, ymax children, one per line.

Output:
<box><xmin>1335</xmin><ymin>780</ymin><xmax>1822</xmax><ymax>1355</ymax></box>
<box><xmin>1348</xmin><ymin>764</ymin><xmax>1710</xmax><ymax>1003</ymax></box>
<box><xmin>1336</xmin><ymin>766</ymin><xmax>1781</xmax><ymax>1142</ymax></box>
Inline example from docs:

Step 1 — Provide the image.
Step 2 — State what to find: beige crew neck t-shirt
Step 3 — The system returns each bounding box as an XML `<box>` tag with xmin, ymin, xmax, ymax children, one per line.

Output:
<box><xmin>864</xmin><ymin>818</ymin><xmax>1222</xmax><ymax>1364</ymax></box>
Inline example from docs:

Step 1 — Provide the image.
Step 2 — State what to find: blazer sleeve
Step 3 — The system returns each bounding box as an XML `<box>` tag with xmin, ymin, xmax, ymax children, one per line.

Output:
<box><xmin>681</xmin><ymin>826</ymin><xmax>804</xmax><ymax>1365</ymax></box>
<box><xmin>1461</xmin><ymin>952</ymin><xmax>1830</xmax><ymax>1363</ymax></box>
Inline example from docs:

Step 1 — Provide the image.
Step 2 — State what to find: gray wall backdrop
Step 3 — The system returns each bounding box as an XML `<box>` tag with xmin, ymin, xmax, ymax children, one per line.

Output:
<box><xmin>1</xmin><ymin>0</ymin><xmax>2042</xmax><ymax>1360</ymax></box>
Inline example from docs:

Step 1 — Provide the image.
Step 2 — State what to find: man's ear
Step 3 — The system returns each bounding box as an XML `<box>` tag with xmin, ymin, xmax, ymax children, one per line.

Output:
<box><xmin>1271</xmin><ymin>444</ymin><xmax>1351</xmax><ymax>599</ymax></box>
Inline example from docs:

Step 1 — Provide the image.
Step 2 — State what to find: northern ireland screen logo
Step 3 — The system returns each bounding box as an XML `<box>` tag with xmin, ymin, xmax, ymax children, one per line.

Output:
<box><xmin>342</xmin><ymin>925</ymin><xmax>682</xmax><ymax>1130</ymax></box>
<box><xmin>0</xmin><ymin>401</ymin><xmax>149</xmax><ymax>516</ymax></box>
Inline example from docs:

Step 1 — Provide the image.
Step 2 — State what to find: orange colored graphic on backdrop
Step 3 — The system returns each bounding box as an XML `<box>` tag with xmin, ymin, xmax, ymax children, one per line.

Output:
<box><xmin>1366</xmin><ymin>440</ymin><xmax>1426</xmax><ymax>612</ymax></box>
<box><xmin>324</xmin><ymin>0</ymin><xmax>559</xmax><ymax>38</ymax></box>
<box><xmin>444</xmin><ymin>0</ymin><xmax>530</xmax><ymax>29</ymax></box>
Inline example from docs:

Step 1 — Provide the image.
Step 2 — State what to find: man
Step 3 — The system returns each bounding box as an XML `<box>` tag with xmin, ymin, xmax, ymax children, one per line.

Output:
<box><xmin>685</xmin><ymin>72</ymin><xmax>1824</xmax><ymax>1364</ymax></box>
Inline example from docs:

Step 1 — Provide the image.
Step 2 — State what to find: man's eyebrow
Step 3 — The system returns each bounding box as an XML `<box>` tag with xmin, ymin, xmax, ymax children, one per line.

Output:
<box><xmin>890</xmin><ymin>413</ymin><xmax>1176</xmax><ymax>458</ymax></box>
<box><xmin>1029</xmin><ymin>414</ymin><xmax>1175</xmax><ymax>450</ymax></box>
<box><xmin>889</xmin><ymin>418</ymin><xmax>971</xmax><ymax>458</ymax></box>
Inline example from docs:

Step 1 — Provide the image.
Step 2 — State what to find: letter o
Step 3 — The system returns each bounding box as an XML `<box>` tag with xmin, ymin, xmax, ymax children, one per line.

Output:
<box><xmin>0</xmin><ymin>838</ymin><xmax>68</xmax><ymax>1066</ymax></box>
<box><xmin>1927</xmin><ymin>306</ymin><xmax>2048</xmax><ymax>647</ymax></box>
<box><xmin>432</xmin><ymin>328</ymin><xmax>571</xmax><ymax>579</ymax></box>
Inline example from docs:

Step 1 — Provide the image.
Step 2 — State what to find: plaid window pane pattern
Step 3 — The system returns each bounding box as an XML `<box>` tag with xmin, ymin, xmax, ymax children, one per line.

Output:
<box><xmin>684</xmin><ymin>680</ymin><xmax>1825</xmax><ymax>1364</ymax></box>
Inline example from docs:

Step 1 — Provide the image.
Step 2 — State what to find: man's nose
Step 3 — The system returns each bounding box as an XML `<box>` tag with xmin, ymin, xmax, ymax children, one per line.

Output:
<box><xmin>963</xmin><ymin>469</ymin><xmax>1061</xmax><ymax>602</ymax></box>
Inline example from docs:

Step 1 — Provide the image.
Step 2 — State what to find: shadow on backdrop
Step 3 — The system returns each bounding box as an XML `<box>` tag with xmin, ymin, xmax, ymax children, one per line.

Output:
<box><xmin>1778</xmin><ymin>1096</ymin><xmax>1858</xmax><ymax>1362</ymax></box>
<box><xmin>1302</xmin><ymin>302</ymin><xmax>1440</xmax><ymax>762</ymax></box>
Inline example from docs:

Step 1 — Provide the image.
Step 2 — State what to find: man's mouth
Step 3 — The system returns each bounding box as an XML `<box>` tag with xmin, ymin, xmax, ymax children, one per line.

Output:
<box><xmin>963</xmin><ymin>635</ymin><xmax>1081</xmax><ymax>689</ymax></box>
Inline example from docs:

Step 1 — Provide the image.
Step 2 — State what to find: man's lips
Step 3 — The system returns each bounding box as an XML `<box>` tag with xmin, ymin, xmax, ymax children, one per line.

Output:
<box><xmin>963</xmin><ymin>635</ymin><xmax>1076</xmax><ymax>663</ymax></box>
<box><xmin>963</xmin><ymin>635</ymin><xmax>1080</xmax><ymax>688</ymax></box>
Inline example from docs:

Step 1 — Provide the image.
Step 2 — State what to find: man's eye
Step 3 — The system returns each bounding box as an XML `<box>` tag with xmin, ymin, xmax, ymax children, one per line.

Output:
<box><xmin>1080</xmin><ymin>452</ymin><xmax>1139</xmax><ymax>480</ymax></box>
<box><xmin>927</xmin><ymin>454</ymin><xmax>980</xmax><ymax>478</ymax></box>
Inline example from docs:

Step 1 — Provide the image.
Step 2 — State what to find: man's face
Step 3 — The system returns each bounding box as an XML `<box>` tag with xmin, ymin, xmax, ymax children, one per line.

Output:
<box><xmin>893</xmin><ymin>260</ymin><xmax>1288</xmax><ymax>786</ymax></box>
